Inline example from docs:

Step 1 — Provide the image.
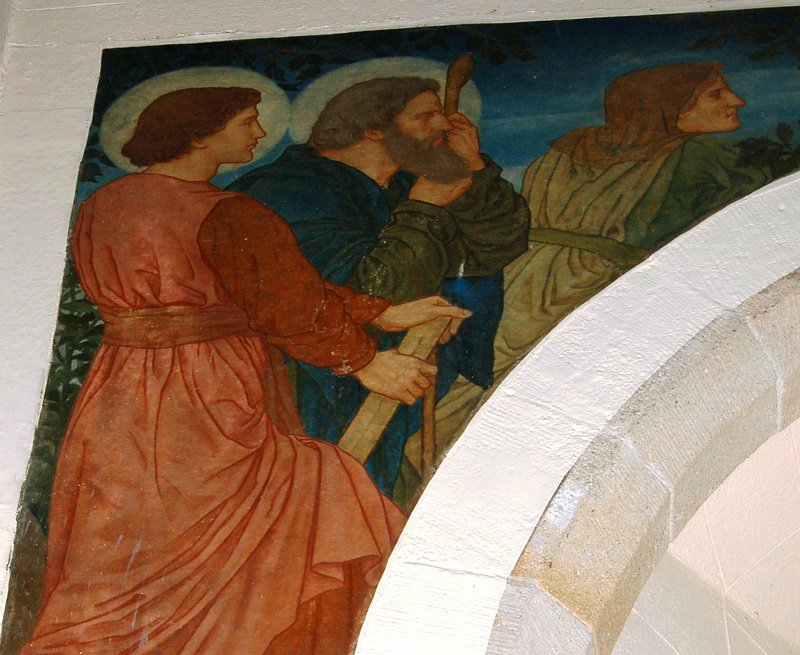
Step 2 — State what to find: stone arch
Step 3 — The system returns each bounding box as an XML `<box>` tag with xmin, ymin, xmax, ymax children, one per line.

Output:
<box><xmin>487</xmin><ymin>269</ymin><xmax>800</xmax><ymax>654</ymax></box>
<box><xmin>355</xmin><ymin>172</ymin><xmax>800</xmax><ymax>654</ymax></box>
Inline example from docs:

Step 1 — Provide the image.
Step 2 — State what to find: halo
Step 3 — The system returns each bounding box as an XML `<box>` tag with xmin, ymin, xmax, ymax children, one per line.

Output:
<box><xmin>99</xmin><ymin>66</ymin><xmax>291</xmax><ymax>173</ymax></box>
<box><xmin>289</xmin><ymin>57</ymin><xmax>482</xmax><ymax>143</ymax></box>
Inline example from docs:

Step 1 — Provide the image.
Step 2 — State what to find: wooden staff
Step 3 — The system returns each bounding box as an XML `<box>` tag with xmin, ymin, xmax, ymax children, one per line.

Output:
<box><xmin>420</xmin><ymin>344</ymin><xmax>437</xmax><ymax>484</ymax></box>
<box><xmin>419</xmin><ymin>53</ymin><xmax>475</xmax><ymax>481</ymax></box>
<box><xmin>338</xmin><ymin>55</ymin><xmax>477</xmax><ymax>473</ymax></box>
<box><xmin>443</xmin><ymin>54</ymin><xmax>475</xmax><ymax>115</ymax></box>
<box><xmin>337</xmin><ymin>316</ymin><xmax>450</xmax><ymax>463</ymax></box>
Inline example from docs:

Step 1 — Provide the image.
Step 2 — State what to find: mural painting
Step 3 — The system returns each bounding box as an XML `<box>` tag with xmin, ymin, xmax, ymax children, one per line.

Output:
<box><xmin>4</xmin><ymin>7</ymin><xmax>800</xmax><ymax>654</ymax></box>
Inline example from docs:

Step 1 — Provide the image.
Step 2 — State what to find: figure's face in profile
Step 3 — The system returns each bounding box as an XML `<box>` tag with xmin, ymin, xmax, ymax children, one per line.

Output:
<box><xmin>383</xmin><ymin>91</ymin><xmax>470</xmax><ymax>183</ymax></box>
<box><xmin>393</xmin><ymin>91</ymin><xmax>454</xmax><ymax>147</ymax></box>
<box><xmin>676</xmin><ymin>75</ymin><xmax>745</xmax><ymax>134</ymax></box>
<box><xmin>197</xmin><ymin>105</ymin><xmax>267</xmax><ymax>164</ymax></box>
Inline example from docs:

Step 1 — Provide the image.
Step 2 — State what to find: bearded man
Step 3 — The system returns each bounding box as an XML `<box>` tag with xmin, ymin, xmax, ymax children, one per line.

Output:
<box><xmin>229</xmin><ymin>77</ymin><xmax>529</xmax><ymax>496</ymax></box>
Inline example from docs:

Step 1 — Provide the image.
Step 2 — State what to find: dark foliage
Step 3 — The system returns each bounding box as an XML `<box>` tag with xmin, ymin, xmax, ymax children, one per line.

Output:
<box><xmin>737</xmin><ymin>120</ymin><xmax>800</xmax><ymax>179</ymax></box>
<box><xmin>21</xmin><ymin>261</ymin><xmax>103</xmax><ymax>535</ymax></box>
<box><xmin>77</xmin><ymin>143</ymin><xmax>115</xmax><ymax>184</ymax></box>
<box><xmin>675</xmin><ymin>8</ymin><xmax>800</xmax><ymax>69</ymax></box>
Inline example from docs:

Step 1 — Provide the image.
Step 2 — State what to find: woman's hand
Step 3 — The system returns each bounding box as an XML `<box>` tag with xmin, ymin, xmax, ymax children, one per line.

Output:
<box><xmin>353</xmin><ymin>350</ymin><xmax>437</xmax><ymax>405</ymax></box>
<box><xmin>372</xmin><ymin>296</ymin><xmax>472</xmax><ymax>343</ymax></box>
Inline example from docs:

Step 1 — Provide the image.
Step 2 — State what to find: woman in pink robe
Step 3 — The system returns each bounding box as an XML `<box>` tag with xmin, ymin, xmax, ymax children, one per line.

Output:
<box><xmin>23</xmin><ymin>86</ymin><xmax>466</xmax><ymax>655</ymax></box>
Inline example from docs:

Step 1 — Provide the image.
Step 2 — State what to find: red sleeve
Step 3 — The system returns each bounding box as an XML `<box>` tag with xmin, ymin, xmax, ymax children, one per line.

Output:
<box><xmin>198</xmin><ymin>195</ymin><xmax>380</xmax><ymax>375</ymax></box>
<box><xmin>70</xmin><ymin>195</ymin><xmax>101</xmax><ymax>305</ymax></box>
<box><xmin>324</xmin><ymin>281</ymin><xmax>390</xmax><ymax>325</ymax></box>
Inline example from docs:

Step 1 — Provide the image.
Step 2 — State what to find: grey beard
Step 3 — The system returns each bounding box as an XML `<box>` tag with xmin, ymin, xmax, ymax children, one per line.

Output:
<box><xmin>383</xmin><ymin>127</ymin><xmax>471</xmax><ymax>184</ymax></box>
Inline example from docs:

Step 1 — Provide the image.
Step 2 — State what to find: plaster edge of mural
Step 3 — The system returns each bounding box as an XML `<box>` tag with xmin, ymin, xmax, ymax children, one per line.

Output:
<box><xmin>0</xmin><ymin>2</ymin><xmax>14</xmax><ymax>92</ymax></box>
<box><xmin>488</xmin><ymin>264</ymin><xmax>800</xmax><ymax>655</ymax></box>
<box><xmin>140</xmin><ymin>0</ymin><xmax>775</xmax><ymax>45</ymax></box>
<box><xmin>7</xmin><ymin>0</ymin><xmax>795</xmax><ymax>50</ymax></box>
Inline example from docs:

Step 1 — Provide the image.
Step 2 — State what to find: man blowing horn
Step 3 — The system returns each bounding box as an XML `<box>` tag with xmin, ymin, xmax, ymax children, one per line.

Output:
<box><xmin>229</xmin><ymin>76</ymin><xmax>530</xmax><ymax>497</ymax></box>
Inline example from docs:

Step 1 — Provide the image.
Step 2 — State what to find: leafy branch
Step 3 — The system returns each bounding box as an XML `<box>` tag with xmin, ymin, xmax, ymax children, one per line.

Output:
<box><xmin>330</xmin><ymin>24</ymin><xmax>540</xmax><ymax>66</ymax></box>
<box><xmin>21</xmin><ymin>260</ymin><xmax>102</xmax><ymax>533</ymax></box>
<box><xmin>737</xmin><ymin>120</ymin><xmax>800</xmax><ymax>179</ymax></box>
<box><xmin>675</xmin><ymin>8</ymin><xmax>800</xmax><ymax>68</ymax></box>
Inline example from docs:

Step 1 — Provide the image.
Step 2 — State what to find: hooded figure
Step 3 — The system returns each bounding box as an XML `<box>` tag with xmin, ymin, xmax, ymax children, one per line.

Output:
<box><xmin>407</xmin><ymin>63</ymin><xmax>773</xmax><ymax>480</ymax></box>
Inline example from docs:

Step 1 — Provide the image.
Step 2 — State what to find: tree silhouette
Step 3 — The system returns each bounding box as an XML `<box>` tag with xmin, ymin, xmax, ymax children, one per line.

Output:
<box><xmin>677</xmin><ymin>8</ymin><xmax>800</xmax><ymax>68</ymax></box>
<box><xmin>736</xmin><ymin>121</ymin><xmax>800</xmax><ymax>179</ymax></box>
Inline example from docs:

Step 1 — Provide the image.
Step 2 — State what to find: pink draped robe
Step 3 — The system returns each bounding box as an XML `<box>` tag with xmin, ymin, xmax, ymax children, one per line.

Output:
<box><xmin>22</xmin><ymin>173</ymin><xmax>405</xmax><ymax>655</ymax></box>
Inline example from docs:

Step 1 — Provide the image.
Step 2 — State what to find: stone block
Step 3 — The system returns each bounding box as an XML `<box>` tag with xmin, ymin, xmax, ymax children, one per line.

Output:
<box><xmin>613</xmin><ymin>611</ymin><xmax>686</xmax><ymax>655</ymax></box>
<box><xmin>726</xmin><ymin>603</ymin><xmax>797</xmax><ymax>655</ymax></box>
<box><xmin>701</xmin><ymin>425</ymin><xmax>800</xmax><ymax>588</ymax></box>
<box><xmin>725</xmin><ymin>529</ymin><xmax>800</xmax><ymax>653</ymax></box>
<box><xmin>511</xmin><ymin>432</ymin><xmax>670</xmax><ymax>655</ymax></box>
<box><xmin>727</xmin><ymin>614</ymin><xmax>777</xmax><ymax>655</ymax></box>
<box><xmin>669</xmin><ymin>506</ymin><xmax>726</xmax><ymax>595</ymax></box>
<box><xmin>735</xmin><ymin>269</ymin><xmax>800</xmax><ymax>429</ymax></box>
<box><xmin>609</xmin><ymin>310</ymin><xmax>778</xmax><ymax>537</ymax></box>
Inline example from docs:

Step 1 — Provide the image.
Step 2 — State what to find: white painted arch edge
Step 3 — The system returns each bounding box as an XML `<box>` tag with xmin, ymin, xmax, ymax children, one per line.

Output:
<box><xmin>356</xmin><ymin>172</ymin><xmax>800</xmax><ymax>655</ymax></box>
<box><xmin>486</xmin><ymin>268</ymin><xmax>800</xmax><ymax>655</ymax></box>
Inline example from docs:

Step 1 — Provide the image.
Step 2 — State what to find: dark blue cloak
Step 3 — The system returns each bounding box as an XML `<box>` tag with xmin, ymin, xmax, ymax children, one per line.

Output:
<box><xmin>229</xmin><ymin>145</ymin><xmax>502</xmax><ymax>493</ymax></box>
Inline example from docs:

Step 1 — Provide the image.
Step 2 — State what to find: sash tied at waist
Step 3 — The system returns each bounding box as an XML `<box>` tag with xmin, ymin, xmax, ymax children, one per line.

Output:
<box><xmin>528</xmin><ymin>228</ymin><xmax>652</xmax><ymax>273</ymax></box>
<box><xmin>100</xmin><ymin>304</ymin><xmax>256</xmax><ymax>348</ymax></box>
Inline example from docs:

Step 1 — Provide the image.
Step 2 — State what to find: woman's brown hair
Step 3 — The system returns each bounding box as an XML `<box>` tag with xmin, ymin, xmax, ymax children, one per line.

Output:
<box><xmin>122</xmin><ymin>86</ymin><xmax>262</xmax><ymax>167</ymax></box>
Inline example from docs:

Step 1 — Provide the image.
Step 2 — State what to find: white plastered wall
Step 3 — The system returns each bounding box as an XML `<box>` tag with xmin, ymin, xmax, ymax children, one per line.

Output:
<box><xmin>1</xmin><ymin>1</ymin><xmax>800</xmax><ymax>654</ymax></box>
<box><xmin>613</xmin><ymin>418</ymin><xmax>800</xmax><ymax>655</ymax></box>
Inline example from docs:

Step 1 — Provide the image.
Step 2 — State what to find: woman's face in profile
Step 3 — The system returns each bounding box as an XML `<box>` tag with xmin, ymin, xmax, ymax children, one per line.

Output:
<box><xmin>676</xmin><ymin>75</ymin><xmax>746</xmax><ymax>134</ymax></box>
<box><xmin>197</xmin><ymin>105</ymin><xmax>267</xmax><ymax>164</ymax></box>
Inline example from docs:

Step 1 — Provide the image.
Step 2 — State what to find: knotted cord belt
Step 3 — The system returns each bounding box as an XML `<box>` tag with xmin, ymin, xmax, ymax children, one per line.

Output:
<box><xmin>100</xmin><ymin>304</ymin><xmax>255</xmax><ymax>348</ymax></box>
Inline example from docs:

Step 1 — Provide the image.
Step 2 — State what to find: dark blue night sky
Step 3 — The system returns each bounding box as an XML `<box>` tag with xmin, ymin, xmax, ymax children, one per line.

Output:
<box><xmin>87</xmin><ymin>7</ymin><xmax>800</xmax><ymax>195</ymax></box>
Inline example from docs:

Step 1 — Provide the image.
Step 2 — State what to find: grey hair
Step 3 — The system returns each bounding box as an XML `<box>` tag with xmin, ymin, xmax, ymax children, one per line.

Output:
<box><xmin>308</xmin><ymin>77</ymin><xmax>440</xmax><ymax>151</ymax></box>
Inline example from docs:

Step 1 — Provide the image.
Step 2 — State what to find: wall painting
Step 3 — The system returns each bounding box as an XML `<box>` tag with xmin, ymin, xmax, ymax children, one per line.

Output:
<box><xmin>4</xmin><ymin>7</ymin><xmax>800</xmax><ymax>654</ymax></box>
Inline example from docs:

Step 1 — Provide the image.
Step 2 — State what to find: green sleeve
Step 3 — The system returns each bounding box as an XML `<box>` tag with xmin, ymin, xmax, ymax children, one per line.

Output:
<box><xmin>632</xmin><ymin>137</ymin><xmax>771</xmax><ymax>251</ymax></box>
<box><xmin>346</xmin><ymin>157</ymin><xmax>531</xmax><ymax>304</ymax></box>
<box><xmin>445</xmin><ymin>157</ymin><xmax>531</xmax><ymax>275</ymax></box>
<box><xmin>346</xmin><ymin>201</ymin><xmax>460</xmax><ymax>303</ymax></box>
